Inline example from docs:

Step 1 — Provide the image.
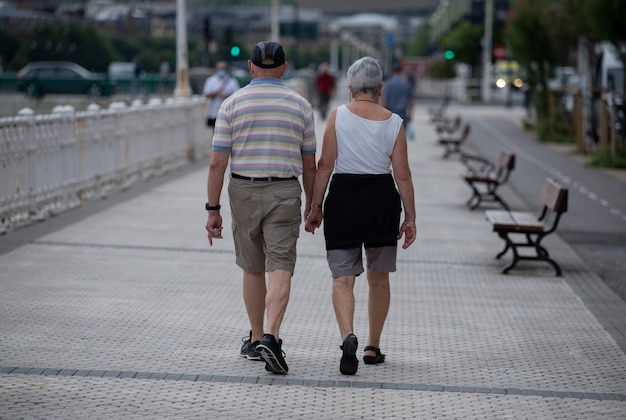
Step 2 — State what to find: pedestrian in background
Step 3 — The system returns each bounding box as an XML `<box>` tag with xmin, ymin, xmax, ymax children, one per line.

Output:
<box><xmin>131</xmin><ymin>55</ymin><xmax>143</xmax><ymax>94</ymax></box>
<box><xmin>205</xmin><ymin>41</ymin><xmax>317</xmax><ymax>375</ymax></box>
<box><xmin>202</xmin><ymin>61</ymin><xmax>240</xmax><ymax>127</ymax></box>
<box><xmin>158</xmin><ymin>56</ymin><xmax>170</xmax><ymax>95</ymax></box>
<box><xmin>381</xmin><ymin>64</ymin><xmax>414</xmax><ymax>129</ymax></box>
<box><xmin>316</xmin><ymin>61</ymin><xmax>336</xmax><ymax>120</ymax></box>
<box><xmin>305</xmin><ymin>56</ymin><xmax>417</xmax><ymax>376</ymax></box>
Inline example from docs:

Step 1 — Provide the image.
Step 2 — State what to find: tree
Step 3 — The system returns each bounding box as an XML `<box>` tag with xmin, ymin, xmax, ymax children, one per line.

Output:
<box><xmin>441</xmin><ymin>22</ymin><xmax>483</xmax><ymax>77</ymax></box>
<box><xmin>12</xmin><ymin>23</ymin><xmax>118</xmax><ymax>71</ymax></box>
<box><xmin>585</xmin><ymin>0</ymin><xmax>626</xmax><ymax>98</ymax></box>
<box><xmin>0</xmin><ymin>28</ymin><xmax>20</xmax><ymax>70</ymax></box>
<box><xmin>506</xmin><ymin>0</ymin><xmax>559</xmax><ymax>119</ymax></box>
<box><xmin>406</xmin><ymin>22</ymin><xmax>430</xmax><ymax>57</ymax></box>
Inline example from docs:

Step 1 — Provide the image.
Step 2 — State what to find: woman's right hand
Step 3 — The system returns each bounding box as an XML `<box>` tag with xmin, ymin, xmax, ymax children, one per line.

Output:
<box><xmin>305</xmin><ymin>209</ymin><xmax>322</xmax><ymax>234</ymax></box>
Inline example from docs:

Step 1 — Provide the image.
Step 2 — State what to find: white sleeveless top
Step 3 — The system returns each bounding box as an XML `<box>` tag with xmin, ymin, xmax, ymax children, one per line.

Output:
<box><xmin>334</xmin><ymin>105</ymin><xmax>403</xmax><ymax>175</ymax></box>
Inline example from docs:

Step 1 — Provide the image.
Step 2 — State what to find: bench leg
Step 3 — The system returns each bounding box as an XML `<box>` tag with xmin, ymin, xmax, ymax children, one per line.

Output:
<box><xmin>491</xmin><ymin>191</ymin><xmax>510</xmax><ymax>211</ymax></box>
<box><xmin>465</xmin><ymin>185</ymin><xmax>481</xmax><ymax>210</ymax></box>
<box><xmin>495</xmin><ymin>238</ymin><xmax>510</xmax><ymax>259</ymax></box>
<box><xmin>531</xmin><ymin>235</ymin><xmax>562</xmax><ymax>276</ymax></box>
<box><xmin>497</xmin><ymin>232</ymin><xmax>562</xmax><ymax>276</ymax></box>
<box><xmin>465</xmin><ymin>181</ymin><xmax>509</xmax><ymax>211</ymax></box>
<box><xmin>498</xmin><ymin>232</ymin><xmax>520</xmax><ymax>274</ymax></box>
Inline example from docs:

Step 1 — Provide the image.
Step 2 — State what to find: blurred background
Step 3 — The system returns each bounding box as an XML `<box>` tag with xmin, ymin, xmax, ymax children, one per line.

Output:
<box><xmin>0</xmin><ymin>0</ymin><xmax>624</xmax><ymax>165</ymax></box>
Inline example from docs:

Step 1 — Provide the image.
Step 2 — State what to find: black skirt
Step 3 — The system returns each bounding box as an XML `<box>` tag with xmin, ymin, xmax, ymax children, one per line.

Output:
<box><xmin>323</xmin><ymin>173</ymin><xmax>402</xmax><ymax>250</ymax></box>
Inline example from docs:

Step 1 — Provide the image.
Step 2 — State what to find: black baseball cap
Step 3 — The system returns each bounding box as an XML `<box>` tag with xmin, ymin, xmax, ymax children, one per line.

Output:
<box><xmin>251</xmin><ymin>41</ymin><xmax>285</xmax><ymax>69</ymax></box>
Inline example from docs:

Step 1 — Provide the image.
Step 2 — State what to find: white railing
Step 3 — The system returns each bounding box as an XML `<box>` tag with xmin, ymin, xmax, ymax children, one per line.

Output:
<box><xmin>0</xmin><ymin>97</ymin><xmax>209</xmax><ymax>233</ymax></box>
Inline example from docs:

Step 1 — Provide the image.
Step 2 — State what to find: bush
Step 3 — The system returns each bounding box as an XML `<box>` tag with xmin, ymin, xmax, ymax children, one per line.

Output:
<box><xmin>588</xmin><ymin>144</ymin><xmax>626</xmax><ymax>169</ymax></box>
<box><xmin>535</xmin><ymin>117</ymin><xmax>575</xmax><ymax>143</ymax></box>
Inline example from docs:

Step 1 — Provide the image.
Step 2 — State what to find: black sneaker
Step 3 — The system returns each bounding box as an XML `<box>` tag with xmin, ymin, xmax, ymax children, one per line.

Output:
<box><xmin>256</xmin><ymin>334</ymin><xmax>289</xmax><ymax>374</ymax></box>
<box><xmin>239</xmin><ymin>331</ymin><xmax>262</xmax><ymax>361</ymax></box>
<box><xmin>340</xmin><ymin>333</ymin><xmax>358</xmax><ymax>375</ymax></box>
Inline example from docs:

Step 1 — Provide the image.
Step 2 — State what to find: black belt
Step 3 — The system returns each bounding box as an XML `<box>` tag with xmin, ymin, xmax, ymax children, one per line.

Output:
<box><xmin>232</xmin><ymin>173</ymin><xmax>297</xmax><ymax>182</ymax></box>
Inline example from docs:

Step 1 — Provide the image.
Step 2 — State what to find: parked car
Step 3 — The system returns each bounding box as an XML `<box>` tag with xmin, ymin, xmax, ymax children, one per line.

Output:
<box><xmin>16</xmin><ymin>61</ymin><xmax>112</xmax><ymax>98</ymax></box>
<box><xmin>108</xmin><ymin>61</ymin><xmax>136</xmax><ymax>80</ymax></box>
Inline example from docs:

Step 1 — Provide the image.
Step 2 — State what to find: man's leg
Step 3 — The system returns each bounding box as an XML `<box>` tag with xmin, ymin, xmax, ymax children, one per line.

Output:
<box><xmin>257</xmin><ymin>269</ymin><xmax>292</xmax><ymax>374</ymax></box>
<box><xmin>365</xmin><ymin>268</ymin><xmax>390</xmax><ymax>356</ymax></box>
<box><xmin>243</xmin><ymin>271</ymin><xmax>266</xmax><ymax>343</ymax></box>
<box><xmin>332</xmin><ymin>275</ymin><xmax>356</xmax><ymax>340</ymax></box>
<box><xmin>265</xmin><ymin>269</ymin><xmax>292</xmax><ymax>340</ymax></box>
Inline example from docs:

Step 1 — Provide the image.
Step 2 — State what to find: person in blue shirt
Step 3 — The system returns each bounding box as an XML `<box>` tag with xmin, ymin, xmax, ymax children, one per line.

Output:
<box><xmin>381</xmin><ymin>65</ymin><xmax>414</xmax><ymax>129</ymax></box>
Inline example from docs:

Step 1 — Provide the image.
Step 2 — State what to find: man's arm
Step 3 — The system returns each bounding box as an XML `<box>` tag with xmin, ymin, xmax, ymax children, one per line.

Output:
<box><xmin>301</xmin><ymin>153</ymin><xmax>317</xmax><ymax>220</ymax></box>
<box><xmin>205</xmin><ymin>151</ymin><xmax>230</xmax><ymax>245</ymax></box>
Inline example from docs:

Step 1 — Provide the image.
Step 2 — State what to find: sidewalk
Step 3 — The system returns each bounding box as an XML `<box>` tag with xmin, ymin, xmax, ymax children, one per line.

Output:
<box><xmin>1</xmin><ymin>103</ymin><xmax>625</xmax><ymax>419</ymax></box>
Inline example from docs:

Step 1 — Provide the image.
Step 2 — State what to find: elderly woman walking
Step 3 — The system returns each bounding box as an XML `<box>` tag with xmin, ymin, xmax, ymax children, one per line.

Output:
<box><xmin>305</xmin><ymin>56</ymin><xmax>417</xmax><ymax>375</ymax></box>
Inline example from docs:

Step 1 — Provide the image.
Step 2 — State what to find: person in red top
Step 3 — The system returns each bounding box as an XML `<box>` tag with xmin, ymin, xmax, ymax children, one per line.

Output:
<box><xmin>316</xmin><ymin>61</ymin><xmax>336</xmax><ymax>120</ymax></box>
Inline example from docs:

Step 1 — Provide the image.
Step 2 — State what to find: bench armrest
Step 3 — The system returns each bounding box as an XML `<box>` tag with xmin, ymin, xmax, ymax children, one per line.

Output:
<box><xmin>461</xmin><ymin>153</ymin><xmax>495</xmax><ymax>175</ymax></box>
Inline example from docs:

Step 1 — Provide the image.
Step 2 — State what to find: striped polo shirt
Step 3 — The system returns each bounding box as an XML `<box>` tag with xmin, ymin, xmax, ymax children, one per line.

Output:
<box><xmin>212</xmin><ymin>77</ymin><xmax>316</xmax><ymax>178</ymax></box>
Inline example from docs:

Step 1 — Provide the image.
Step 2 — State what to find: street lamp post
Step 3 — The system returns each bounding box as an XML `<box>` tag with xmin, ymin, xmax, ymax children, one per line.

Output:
<box><xmin>481</xmin><ymin>0</ymin><xmax>493</xmax><ymax>103</ymax></box>
<box><xmin>174</xmin><ymin>0</ymin><xmax>191</xmax><ymax>98</ymax></box>
<box><xmin>271</xmin><ymin>0</ymin><xmax>280</xmax><ymax>42</ymax></box>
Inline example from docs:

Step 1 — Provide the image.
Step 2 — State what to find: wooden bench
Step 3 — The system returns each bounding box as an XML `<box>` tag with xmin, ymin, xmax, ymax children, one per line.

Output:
<box><xmin>437</xmin><ymin>123</ymin><xmax>470</xmax><ymax>158</ymax></box>
<box><xmin>435</xmin><ymin>114</ymin><xmax>462</xmax><ymax>135</ymax></box>
<box><xmin>485</xmin><ymin>178</ymin><xmax>569</xmax><ymax>276</ymax></box>
<box><xmin>428</xmin><ymin>97</ymin><xmax>449</xmax><ymax>123</ymax></box>
<box><xmin>461</xmin><ymin>151</ymin><xmax>516</xmax><ymax>210</ymax></box>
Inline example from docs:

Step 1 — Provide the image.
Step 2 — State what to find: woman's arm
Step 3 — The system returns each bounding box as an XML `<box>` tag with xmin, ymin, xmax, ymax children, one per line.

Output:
<box><xmin>304</xmin><ymin>108</ymin><xmax>338</xmax><ymax>233</ymax></box>
<box><xmin>391</xmin><ymin>125</ymin><xmax>417</xmax><ymax>249</ymax></box>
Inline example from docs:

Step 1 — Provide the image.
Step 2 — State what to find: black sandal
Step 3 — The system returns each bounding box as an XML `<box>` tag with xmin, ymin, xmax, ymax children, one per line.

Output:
<box><xmin>363</xmin><ymin>346</ymin><xmax>385</xmax><ymax>365</ymax></box>
<box><xmin>340</xmin><ymin>334</ymin><xmax>359</xmax><ymax>375</ymax></box>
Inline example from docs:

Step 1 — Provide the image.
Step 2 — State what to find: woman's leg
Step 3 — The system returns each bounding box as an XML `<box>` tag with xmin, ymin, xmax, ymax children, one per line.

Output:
<box><xmin>332</xmin><ymin>275</ymin><xmax>356</xmax><ymax>340</ymax></box>
<box><xmin>365</xmin><ymin>268</ymin><xmax>390</xmax><ymax>357</ymax></box>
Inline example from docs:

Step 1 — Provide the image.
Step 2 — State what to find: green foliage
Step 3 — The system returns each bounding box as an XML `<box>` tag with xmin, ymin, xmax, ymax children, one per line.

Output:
<box><xmin>406</xmin><ymin>22</ymin><xmax>430</xmax><ymax>57</ymax></box>
<box><xmin>0</xmin><ymin>28</ymin><xmax>20</xmax><ymax>69</ymax></box>
<box><xmin>585</xmin><ymin>0</ymin><xmax>626</xmax><ymax>47</ymax></box>
<box><xmin>585</xmin><ymin>0</ymin><xmax>626</xmax><ymax>104</ymax></box>
<box><xmin>11</xmin><ymin>23</ymin><xmax>118</xmax><ymax>72</ymax></box>
<box><xmin>441</xmin><ymin>22</ymin><xmax>483</xmax><ymax>70</ymax></box>
<box><xmin>506</xmin><ymin>0</ymin><xmax>560</xmax><ymax>119</ymax></box>
<box><xmin>535</xmin><ymin>117</ymin><xmax>575</xmax><ymax>143</ymax></box>
<box><xmin>588</xmin><ymin>144</ymin><xmax>626</xmax><ymax>169</ymax></box>
<box><xmin>429</xmin><ymin>60</ymin><xmax>456</xmax><ymax>80</ymax></box>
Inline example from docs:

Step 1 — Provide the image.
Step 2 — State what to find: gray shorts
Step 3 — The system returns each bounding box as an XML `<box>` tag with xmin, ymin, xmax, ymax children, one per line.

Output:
<box><xmin>228</xmin><ymin>177</ymin><xmax>302</xmax><ymax>273</ymax></box>
<box><xmin>326</xmin><ymin>246</ymin><xmax>397</xmax><ymax>278</ymax></box>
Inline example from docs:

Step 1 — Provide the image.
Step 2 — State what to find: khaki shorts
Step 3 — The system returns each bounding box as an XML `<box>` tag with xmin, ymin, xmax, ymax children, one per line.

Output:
<box><xmin>326</xmin><ymin>245</ymin><xmax>397</xmax><ymax>278</ymax></box>
<box><xmin>228</xmin><ymin>177</ymin><xmax>302</xmax><ymax>273</ymax></box>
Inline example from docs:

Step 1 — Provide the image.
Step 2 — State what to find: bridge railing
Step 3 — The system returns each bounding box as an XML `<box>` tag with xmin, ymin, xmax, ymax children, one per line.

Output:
<box><xmin>0</xmin><ymin>97</ymin><xmax>208</xmax><ymax>233</ymax></box>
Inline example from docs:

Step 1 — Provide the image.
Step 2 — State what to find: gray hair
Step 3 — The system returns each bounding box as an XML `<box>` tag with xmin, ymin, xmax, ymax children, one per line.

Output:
<box><xmin>347</xmin><ymin>56</ymin><xmax>383</xmax><ymax>95</ymax></box>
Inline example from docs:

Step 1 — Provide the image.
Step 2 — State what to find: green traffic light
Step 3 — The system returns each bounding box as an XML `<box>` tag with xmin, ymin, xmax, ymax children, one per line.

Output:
<box><xmin>444</xmin><ymin>50</ymin><xmax>455</xmax><ymax>60</ymax></box>
<box><xmin>230</xmin><ymin>46</ymin><xmax>241</xmax><ymax>57</ymax></box>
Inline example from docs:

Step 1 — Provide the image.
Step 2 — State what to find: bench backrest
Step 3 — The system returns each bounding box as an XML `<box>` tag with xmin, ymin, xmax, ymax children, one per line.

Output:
<box><xmin>460</xmin><ymin>123</ymin><xmax>470</xmax><ymax>140</ymax></box>
<box><xmin>542</xmin><ymin>178</ymin><xmax>568</xmax><ymax>213</ymax></box>
<box><xmin>539</xmin><ymin>178</ymin><xmax>568</xmax><ymax>233</ymax></box>
<box><xmin>495</xmin><ymin>152</ymin><xmax>515</xmax><ymax>182</ymax></box>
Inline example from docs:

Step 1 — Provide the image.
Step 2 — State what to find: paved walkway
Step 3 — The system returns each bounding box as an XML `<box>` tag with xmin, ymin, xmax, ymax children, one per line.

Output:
<box><xmin>1</xmin><ymin>102</ymin><xmax>626</xmax><ymax>419</ymax></box>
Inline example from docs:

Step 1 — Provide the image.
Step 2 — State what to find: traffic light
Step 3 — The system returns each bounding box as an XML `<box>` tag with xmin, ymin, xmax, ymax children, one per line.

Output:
<box><xmin>203</xmin><ymin>17</ymin><xmax>212</xmax><ymax>42</ymax></box>
<box><xmin>222</xmin><ymin>26</ymin><xmax>238</xmax><ymax>60</ymax></box>
<box><xmin>444</xmin><ymin>50</ymin><xmax>455</xmax><ymax>60</ymax></box>
<box><xmin>223</xmin><ymin>26</ymin><xmax>234</xmax><ymax>47</ymax></box>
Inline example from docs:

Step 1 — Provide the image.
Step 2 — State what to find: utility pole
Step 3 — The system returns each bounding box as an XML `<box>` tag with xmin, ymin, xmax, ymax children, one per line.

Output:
<box><xmin>271</xmin><ymin>0</ymin><xmax>280</xmax><ymax>42</ymax></box>
<box><xmin>481</xmin><ymin>0</ymin><xmax>493</xmax><ymax>103</ymax></box>
<box><xmin>174</xmin><ymin>0</ymin><xmax>191</xmax><ymax>98</ymax></box>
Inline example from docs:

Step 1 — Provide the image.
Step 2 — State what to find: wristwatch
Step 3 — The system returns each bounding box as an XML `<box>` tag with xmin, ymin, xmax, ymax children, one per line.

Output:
<box><xmin>205</xmin><ymin>203</ymin><xmax>221</xmax><ymax>211</ymax></box>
